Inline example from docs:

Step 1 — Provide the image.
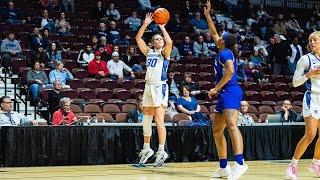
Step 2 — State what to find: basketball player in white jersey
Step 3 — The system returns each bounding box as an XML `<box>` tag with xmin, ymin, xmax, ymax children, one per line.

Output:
<box><xmin>135</xmin><ymin>12</ymin><xmax>172</xmax><ymax>167</ymax></box>
<box><xmin>286</xmin><ymin>31</ymin><xmax>320</xmax><ymax>179</ymax></box>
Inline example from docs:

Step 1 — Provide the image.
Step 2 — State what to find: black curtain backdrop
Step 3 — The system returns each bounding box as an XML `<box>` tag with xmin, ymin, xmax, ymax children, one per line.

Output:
<box><xmin>0</xmin><ymin>125</ymin><xmax>316</xmax><ymax>167</ymax></box>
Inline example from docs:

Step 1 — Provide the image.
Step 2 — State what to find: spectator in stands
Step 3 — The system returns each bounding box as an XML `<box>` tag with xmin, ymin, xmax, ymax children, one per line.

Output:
<box><xmin>177</xmin><ymin>86</ymin><xmax>208</xmax><ymax>122</ymax></box>
<box><xmin>113</xmin><ymin>45</ymin><xmax>121</xmax><ymax>56</ymax></box>
<box><xmin>49</xmin><ymin>62</ymin><xmax>73</xmax><ymax>87</ymax></box>
<box><xmin>45</xmin><ymin>42</ymin><xmax>62</xmax><ymax>69</ymax></box>
<box><xmin>276</xmin><ymin>100</ymin><xmax>298</xmax><ymax>122</ymax></box>
<box><xmin>204</xmin><ymin>33</ymin><xmax>218</xmax><ymax>56</ymax></box>
<box><xmin>40</xmin><ymin>10</ymin><xmax>56</xmax><ymax>33</ymax></box>
<box><xmin>88</xmin><ymin>51</ymin><xmax>109</xmax><ymax>79</ymax></box>
<box><xmin>193</xmin><ymin>35</ymin><xmax>209</xmax><ymax>58</ymax></box>
<box><xmin>166</xmin><ymin>97</ymin><xmax>179</xmax><ymax>119</ymax></box>
<box><xmin>249</xmin><ymin>50</ymin><xmax>262</xmax><ymax>69</ymax></box>
<box><xmin>289</xmin><ymin>37</ymin><xmax>303</xmax><ymax>74</ymax></box>
<box><xmin>285</xmin><ymin>13</ymin><xmax>304</xmax><ymax>33</ymax></box>
<box><xmin>266</xmin><ymin>37</ymin><xmax>275</xmax><ymax>55</ymax></box>
<box><xmin>55</xmin><ymin>12</ymin><xmax>71</xmax><ymax>35</ymax></box>
<box><xmin>0</xmin><ymin>96</ymin><xmax>38</xmax><ymax>126</ymax></box>
<box><xmin>256</xmin><ymin>4</ymin><xmax>273</xmax><ymax>19</ymax></box>
<box><xmin>240</xmin><ymin>26</ymin><xmax>255</xmax><ymax>50</ymax></box>
<box><xmin>100</xmin><ymin>36</ymin><xmax>112</xmax><ymax>60</ymax></box>
<box><xmin>123</xmin><ymin>46</ymin><xmax>142</xmax><ymax>72</ymax></box>
<box><xmin>61</xmin><ymin>0</ymin><xmax>75</xmax><ymax>13</ymax></box>
<box><xmin>107</xmin><ymin>52</ymin><xmax>135</xmax><ymax>80</ymax></box>
<box><xmin>244</xmin><ymin>62</ymin><xmax>267</xmax><ymax>83</ymax></box>
<box><xmin>77</xmin><ymin>44</ymin><xmax>94</xmax><ymax>68</ymax></box>
<box><xmin>274</xmin><ymin>14</ymin><xmax>287</xmax><ymax>36</ymax></box>
<box><xmin>52</xmin><ymin>97</ymin><xmax>77</xmax><ymax>126</ymax></box>
<box><xmin>32</xmin><ymin>43</ymin><xmax>46</xmax><ymax>67</ymax></box>
<box><xmin>41</xmin><ymin>28</ymin><xmax>70</xmax><ymax>52</ymax></box>
<box><xmin>253</xmin><ymin>36</ymin><xmax>268</xmax><ymax>56</ymax></box>
<box><xmin>106</xmin><ymin>3</ymin><xmax>121</xmax><ymax>21</ymax></box>
<box><xmin>219</xmin><ymin>22</ymin><xmax>228</xmax><ymax>35</ymax></box>
<box><xmin>0</xmin><ymin>31</ymin><xmax>25</xmax><ymax>73</ymax></box>
<box><xmin>238</xmin><ymin>100</ymin><xmax>255</xmax><ymax>126</ymax></box>
<box><xmin>91</xmin><ymin>35</ymin><xmax>100</xmax><ymax>52</ymax></box>
<box><xmin>30</xmin><ymin>27</ymin><xmax>44</xmax><ymax>50</ymax></box>
<box><xmin>178</xmin><ymin>35</ymin><xmax>194</xmax><ymax>57</ymax></box>
<box><xmin>91</xmin><ymin>1</ymin><xmax>106</xmax><ymax>22</ymax></box>
<box><xmin>170</xmin><ymin>45</ymin><xmax>181</xmax><ymax>62</ymax></box>
<box><xmin>270</xmin><ymin>34</ymin><xmax>292</xmax><ymax>75</ymax></box>
<box><xmin>97</xmin><ymin>23</ymin><xmax>108</xmax><ymax>39</ymax></box>
<box><xmin>258</xmin><ymin>14</ymin><xmax>272</xmax><ymax>40</ymax></box>
<box><xmin>181</xmin><ymin>1</ymin><xmax>194</xmax><ymax>19</ymax></box>
<box><xmin>167</xmin><ymin>13</ymin><xmax>185</xmax><ymax>32</ymax></box>
<box><xmin>189</xmin><ymin>12</ymin><xmax>210</xmax><ymax>35</ymax></box>
<box><xmin>124</xmin><ymin>11</ymin><xmax>141</xmax><ymax>31</ymax></box>
<box><xmin>97</xmin><ymin>44</ymin><xmax>109</xmax><ymax>63</ymax></box>
<box><xmin>180</xmin><ymin>73</ymin><xmax>205</xmax><ymax>100</ymax></box>
<box><xmin>125</xmin><ymin>96</ymin><xmax>143</xmax><ymax>123</ymax></box>
<box><xmin>168</xmin><ymin>72</ymin><xmax>180</xmax><ymax>102</ymax></box>
<box><xmin>257</xmin><ymin>48</ymin><xmax>270</xmax><ymax>68</ymax></box>
<box><xmin>27</xmin><ymin>61</ymin><xmax>49</xmax><ymax>102</ymax></box>
<box><xmin>107</xmin><ymin>21</ymin><xmax>130</xmax><ymax>46</ymax></box>
<box><xmin>237</xmin><ymin>59</ymin><xmax>247</xmax><ymax>83</ymax></box>
<box><xmin>40</xmin><ymin>0</ymin><xmax>58</xmax><ymax>13</ymax></box>
<box><xmin>3</xmin><ymin>1</ymin><xmax>26</xmax><ymax>24</ymax></box>
<box><xmin>138</xmin><ymin>0</ymin><xmax>158</xmax><ymax>11</ymax></box>
<box><xmin>194</xmin><ymin>1</ymin><xmax>205</xmax><ymax>18</ymax></box>
<box><xmin>48</xmin><ymin>80</ymin><xmax>65</xmax><ymax>117</ymax></box>
<box><xmin>306</xmin><ymin>16</ymin><xmax>320</xmax><ymax>32</ymax></box>
<box><xmin>231</xmin><ymin>23</ymin><xmax>241</xmax><ymax>38</ymax></box>
<box><xmin>247</xmin><ymin>13</ymin><xmax>258</xmax><ymax>27</ymax></box>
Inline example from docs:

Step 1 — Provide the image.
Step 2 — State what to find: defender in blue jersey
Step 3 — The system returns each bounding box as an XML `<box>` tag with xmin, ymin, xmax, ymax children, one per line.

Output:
<box><xmin>135</xmin><ymin>13</ymin><xmax>173</xmax><ymax>167</ymax></box>
<box><xmin>204</xmin><ymin>1</ymin><xmax>247</xmax><ymax>179</ymax></box>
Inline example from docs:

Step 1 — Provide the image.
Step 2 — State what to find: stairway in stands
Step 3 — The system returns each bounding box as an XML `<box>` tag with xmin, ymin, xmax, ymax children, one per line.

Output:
<box><xmin>0</xmin><ymin>68</ymin><xmax>46</xmax><ymax>123</ymax></box>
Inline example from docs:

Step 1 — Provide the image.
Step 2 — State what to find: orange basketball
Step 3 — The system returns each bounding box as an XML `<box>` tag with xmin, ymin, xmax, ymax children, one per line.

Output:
<box><xmin>153</xmin><ymin>8</ymin><xmax>170</xmax><ymax>24</ymax></box>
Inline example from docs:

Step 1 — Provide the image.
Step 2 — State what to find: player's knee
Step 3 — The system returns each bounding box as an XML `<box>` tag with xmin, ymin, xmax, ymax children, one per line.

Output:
<box><xmin>304</xmin><ymin>130</ymin><xmax>317</xmax><ymax>142</ymax></box>
<box><xmin>142</xmin><ymin>115</ymin><xmax>153</xmax><ymax>136</ymax></box>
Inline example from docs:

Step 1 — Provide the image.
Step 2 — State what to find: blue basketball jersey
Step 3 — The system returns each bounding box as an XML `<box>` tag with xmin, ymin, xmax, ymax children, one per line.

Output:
<box><xmin>214</xmin><ymin>48</ymin><xmax>238</xmax><ymax>87</ymax></box>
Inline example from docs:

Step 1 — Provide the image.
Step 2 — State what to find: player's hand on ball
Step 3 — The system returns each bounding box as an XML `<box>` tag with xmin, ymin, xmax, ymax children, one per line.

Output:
<box><xmin>204</xmin><ymin>0</ymin><xmax>211</xmax><ymax>16</ymax></box>
<box><xmin>157</xmin><ymin>24</ymin><xmax>166</xmax><ymax>28</ymax></box>
<box><xmin>144</xmin><ymin>13</ymin><xmax>153</xmax><ymax>25</ymax></box>
<box><xmin>208</xmin><ymin>88</ymin><xmax>218</xmax><ymax>99</ymax></box>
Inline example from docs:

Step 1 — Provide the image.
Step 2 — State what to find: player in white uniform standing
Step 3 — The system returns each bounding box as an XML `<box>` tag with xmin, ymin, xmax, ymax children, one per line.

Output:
<box><xmin>135</xmin><ymin>12</ymin><xmax>172</xmax><ymax>167</ymax></box>
<box><xmin>286</xmin><ymin>31</ymin><xmax>320</xmax><ymax>179</ymax></box>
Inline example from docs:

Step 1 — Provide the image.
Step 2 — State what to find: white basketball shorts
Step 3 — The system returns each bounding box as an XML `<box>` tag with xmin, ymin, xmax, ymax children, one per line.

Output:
<box><xmin>302</xmin><ymin>91</ymin><xmax>320</xmax><ymax>119</ymax></box>
<box><xmin>142</xmin><ymin>83</ymin><xmax>168</xmax><ymax>107</ymax></box>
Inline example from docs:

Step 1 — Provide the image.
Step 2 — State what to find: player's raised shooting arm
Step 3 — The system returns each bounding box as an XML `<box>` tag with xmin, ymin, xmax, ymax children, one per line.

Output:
<box><xmin>159</xmin><ymin>25</ymin><xmax>172</xmax><ymax>60</ymax></box>
<box><xmin>136</xmin><ymin>13</ymin><xmax>153</xmax><ymax>56</ymax></box>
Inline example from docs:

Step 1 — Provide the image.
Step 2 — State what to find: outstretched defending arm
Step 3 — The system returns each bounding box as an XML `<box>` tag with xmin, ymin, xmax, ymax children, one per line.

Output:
<box><xmin>204</xmin><ymin>0</ymin><xmax>220</xmax><ymax>44</ymax></box>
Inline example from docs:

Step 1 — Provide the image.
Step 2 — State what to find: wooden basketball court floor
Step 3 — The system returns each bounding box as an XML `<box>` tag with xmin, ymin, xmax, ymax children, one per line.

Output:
<box><xmin>0</xmin><ymin>160</ymin><xmax>318</xmax><ymax>180</ymax></box>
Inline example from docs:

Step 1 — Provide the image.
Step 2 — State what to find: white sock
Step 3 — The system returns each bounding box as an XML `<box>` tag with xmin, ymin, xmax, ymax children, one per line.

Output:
<box><xmin>143</xmin><ymin>143</ymin><xmax>150</xmax><ymax>150</ymax></box>
<box><xmin>158</xmin><ymin>144</ymin><xmax>165</xmax><ymax>152</ymax></box>
<box><xmin>312</xmin><ymin>158</ymin><xmax>320</xmax><ymax>164</ymax></box>
<box><xmin>291</xmin><ymin>157</ymin><xmax>299</xmax><ymax>165</ymax></box>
